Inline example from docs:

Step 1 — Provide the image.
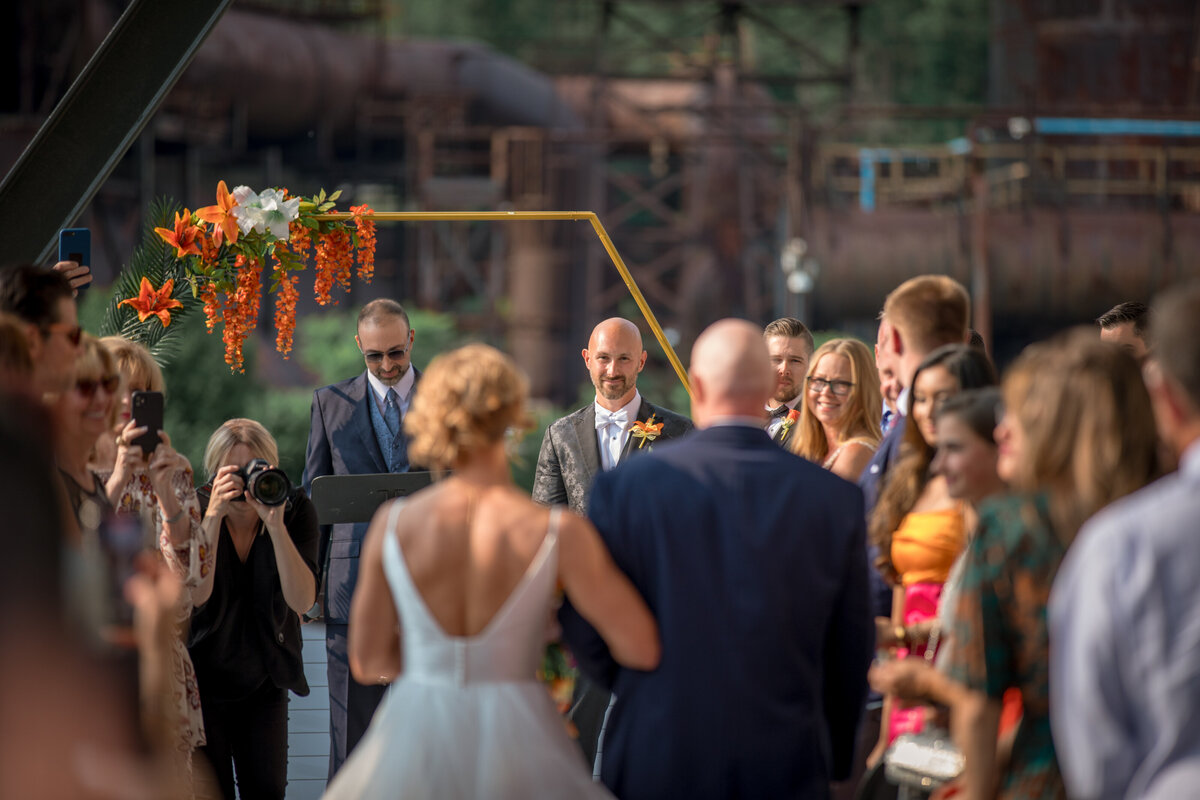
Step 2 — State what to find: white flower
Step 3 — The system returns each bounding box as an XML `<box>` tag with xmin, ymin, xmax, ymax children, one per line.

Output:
<box><xmin>229</xmin><ymin>186</ymin><xmax>301</xmax><ymax>240</ymax></box>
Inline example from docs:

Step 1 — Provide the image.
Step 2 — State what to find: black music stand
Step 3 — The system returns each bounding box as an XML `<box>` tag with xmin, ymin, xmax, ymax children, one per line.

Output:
<box><xmin>309</xmin><ymin>471</ymin><xmax>435</xmax><ymax>526</ymax></box>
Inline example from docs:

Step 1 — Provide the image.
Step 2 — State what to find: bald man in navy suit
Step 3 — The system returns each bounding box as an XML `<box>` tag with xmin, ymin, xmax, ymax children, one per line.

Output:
<box><xmin>561</xmin><ymin>319</ymin><xmax>872</xmax><ymax>800</ymax></box>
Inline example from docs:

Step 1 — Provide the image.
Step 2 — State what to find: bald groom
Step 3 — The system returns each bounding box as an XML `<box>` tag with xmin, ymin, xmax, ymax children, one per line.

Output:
<box><xmin>559</xmin><ymin>319</ymin><xmax>872</xmax><ymax>800</ymax></box>
<box><xmin>533</xmin><ymin>317</ymin><xmax>693</xmax><ymax>516</ymax></box>
<box><xmin>532</xmin><ymin>317</ymin><xmax>692</xmax><ymax>766</ymax></box>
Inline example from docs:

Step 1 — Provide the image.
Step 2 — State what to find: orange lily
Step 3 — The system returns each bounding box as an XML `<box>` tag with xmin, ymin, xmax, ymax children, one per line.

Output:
<box><xmin>118</xmin><ymin>277</ymin><xmax>185</xmax><ymax>327</ymax></box>
<box><xmin>154</xmin><ymin>210</ymin><xmax>202</xmax><ymax>258</ymax></box>
<box><xmin>631</xmin><ymin>415</ymin><xmax>665</xmax><ymax>448</ymax></box>
<box><xmin>196</xmin><ymin>180</ymin><xmax>239</xmax><ymax>246</ymax></box>
<box><xmin>779</xmin><ymin>408</ymin><xmax>800</xmax><ymax>442</ymax></box>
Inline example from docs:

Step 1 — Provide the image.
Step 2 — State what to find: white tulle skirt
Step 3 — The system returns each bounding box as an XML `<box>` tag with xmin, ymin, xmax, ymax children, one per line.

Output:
<box><xmin>322</xmin><ymin>678</ymin><xmax>612</xmax><ymax>800</ymax></box>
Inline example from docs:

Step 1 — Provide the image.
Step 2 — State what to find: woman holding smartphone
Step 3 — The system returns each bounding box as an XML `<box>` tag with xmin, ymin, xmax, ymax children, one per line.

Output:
<box><xmin>94</xmin><ymin>336</ymin><xmax>209</xmax><ymax>789</ymax></box>
<box><xmin>188</xmin><ymin>418</ymin><xmax>319</xmax><ymax>800</ymax></box>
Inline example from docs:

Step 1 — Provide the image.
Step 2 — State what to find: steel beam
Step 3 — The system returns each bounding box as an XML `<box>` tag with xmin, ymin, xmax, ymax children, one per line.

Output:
<box><xmin>0</xmin><ymin>0</ymin><xmax>233</xmax><ymax>266</ymax></box>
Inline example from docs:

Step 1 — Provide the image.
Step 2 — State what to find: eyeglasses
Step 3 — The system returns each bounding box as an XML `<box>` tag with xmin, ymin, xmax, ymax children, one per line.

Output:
<box><xmin>361</xmin><ymin>346</ymin><xmax>409</xmax><ymax>365</ymax></box>
<box><xmin>806</xmin><ymin>377</ymin><xmax>855</xmax><ymax>396</ymax></box>
<box><xmin>75</xmin><ymin>374</ymin><xmax>120</xmax><ymax>399</ymax></box>
<box><xmin>43</xmin><ymin>322</ymin><xmax>83</xmax><ymax>346</ymax></box>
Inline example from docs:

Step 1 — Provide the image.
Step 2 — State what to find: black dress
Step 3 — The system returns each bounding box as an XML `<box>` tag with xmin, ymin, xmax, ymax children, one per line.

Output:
<box><xmin>188</xmin><ymin>490</ymin><xmax>319</xmax><ymax>800</ymax></box>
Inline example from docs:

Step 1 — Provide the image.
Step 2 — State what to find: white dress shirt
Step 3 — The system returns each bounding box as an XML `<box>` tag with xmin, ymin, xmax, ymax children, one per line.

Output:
<box><xmin>594</xmin><ymin>391</ymin><xmax>642</xmax><ymax>472</ymax></box>
<box><xmin>366</xmin><ymin>366</ymin><xmax>416</xmax><ymax>416</ymax></box>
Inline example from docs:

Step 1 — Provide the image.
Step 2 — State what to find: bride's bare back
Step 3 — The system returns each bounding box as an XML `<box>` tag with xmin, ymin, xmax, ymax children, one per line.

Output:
<box><xmin>394</xmin><ymin>480</ymin><xmax>554</xmax><ymax>638</ymax></box>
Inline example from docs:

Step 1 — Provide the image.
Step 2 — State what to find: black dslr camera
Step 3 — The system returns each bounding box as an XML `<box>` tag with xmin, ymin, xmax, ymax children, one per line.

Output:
<box><xmin>233</xmin><ymin>458</ymin><xmax>292</xmax><ymax>506</ymax></box>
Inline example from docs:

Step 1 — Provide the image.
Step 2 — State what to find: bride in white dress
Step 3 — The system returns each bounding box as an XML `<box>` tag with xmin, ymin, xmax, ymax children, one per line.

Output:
<box><xmin>322</xmin><ymin>344</ymin><xmax>661</xmax><ymax>800</ymax></box>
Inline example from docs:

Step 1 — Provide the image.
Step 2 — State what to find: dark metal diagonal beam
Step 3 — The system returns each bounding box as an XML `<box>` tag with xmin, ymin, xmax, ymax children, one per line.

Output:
<box><xmin>0</xmin><ymin>0</ymin><xmax>234</xmax><ymax>266</ymax></box>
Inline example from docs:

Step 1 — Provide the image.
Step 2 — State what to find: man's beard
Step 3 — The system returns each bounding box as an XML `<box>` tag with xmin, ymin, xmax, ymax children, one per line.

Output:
<box><xmin>595</xmin><ymin>375</ymin><xmax>632</xmax><ymax>401</ymax></box>
<box><xmin>772</xmin><ymin>381</ymin><xmax>800</xmax><ymax>405</ymax></box>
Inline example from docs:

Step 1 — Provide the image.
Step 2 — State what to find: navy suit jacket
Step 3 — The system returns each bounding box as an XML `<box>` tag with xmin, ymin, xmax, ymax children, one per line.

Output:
<box><xmin>858</xmin><ymin>416</ymin><xmax>907</xmax><ymax>622</ymax></box>
<box><xmin>302</xmin><ymin>370</ymin><xmax>419</xmax><ymax>624</ymax></box>
<box><xmin>560</xmin><ymin>425</ymin><xmax>873</xmax><ymax>800</ymax></box>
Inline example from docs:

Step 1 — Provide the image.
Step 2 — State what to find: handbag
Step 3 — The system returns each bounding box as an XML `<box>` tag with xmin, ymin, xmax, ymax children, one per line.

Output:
<box><xmin>882</xmin><ymin>624</ymin><xmax>965</xmax><ymax>792</ymax></box>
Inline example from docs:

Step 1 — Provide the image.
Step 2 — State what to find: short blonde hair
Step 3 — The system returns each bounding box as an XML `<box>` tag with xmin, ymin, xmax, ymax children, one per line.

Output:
<box><xmin>883</xmin><ymin>275</ymin><xmax>970</xmax><ymax>355</ymax></box>
<box><xmin>74</xmin><ymin>333</ymin><xmax>122</xmax><ymax>431</ymax></box>
<box><xmin>203</xmin><ymin>418</ymin><xmax>280</xmax><ymax>480</ymax></box>
<box><xmin>790</xmin><ymin>338</ymin><xmax>882</xmax><ymax>462</ymax></box>
<box><xmin>405</xmin><ymin>343</ymin><xmax>534</xmax><ymax>471</ymax></box>
<box><xmin>100</xmin><ymin>336</ymin><xmax>165</xmax><ymax>393</ymax></box>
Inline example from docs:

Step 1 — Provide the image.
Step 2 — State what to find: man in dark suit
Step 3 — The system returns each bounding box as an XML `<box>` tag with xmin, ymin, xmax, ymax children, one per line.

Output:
<box><xmin>560</xmin><ymin>319</ymin><xmax>873</xmax><ymax>800</ymax></box>
<box><xmin>302</xmin><ymin>298</ymin><xmax>420</xmax><ymax>779</ymax></box>
<box><xmin>533</xmin><ymin>316</ymin><xmax>692</xmax><ymax>765</ymax></box>
<box><xmin>763</xmin><ymin>316</ymin><xmax>814</xmax><ymax>446</ymax></box>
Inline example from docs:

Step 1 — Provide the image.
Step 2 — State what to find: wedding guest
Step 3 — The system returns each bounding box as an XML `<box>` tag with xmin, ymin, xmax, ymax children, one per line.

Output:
<box><xmin>763</xmin><ymin>317</ymin><xmax>815</xmax><ymax>444</ymax></box>
<box><xmin>1097</xmin><ymin>300</ymin><xmax>1149</xmax><ymax>363</ymax></box>
<box><xmin>55</xmin><ymin>334</ymin><xmax>120</xmax><ymax>531</ymax></box>
<box><xmin>946</xmin><ymin>330</ymin><xmax>1157</xmax><ymax>800</ymax></box>
<box><xmin>875</xmin><ymin>316</ymin><xmax>902</xmax><ymax>435</ymax></box>
<box><xmin>560</xmin><ymin>319</ymin><xmax>872</xmax><ymax>800</ymax></box>
<box><xmin>0</xmin><ymin>263</ymin><xmax>80</xmax><ymax>396</ymax></box>
<box><xmin>860</xmin><ymin>276</ymin><xmax>971</xmax><ymax>512</ymax></box>
<box><xmin>867</xmin><ymin>345</ymin><xmax>996</xmax><ymax>764</ymax></box>
<box><xmin>302</xmin><ymin>298</ymin><xmax>420</xmax><ymax>777</ymax></box>
<box><xmin>532</xmin><ymin>316</ymin><xmax>691</xmax><ymax>765</ymax></box>
<box><xmin>0</xmin><ymin>399</ymin><xmax>187</xmax><ymax>800</ymax></box>
<box><xmin>94</xmin><ymin>336</ymin><xmax>208</xmax><ymax>787</ymax></box>
<box><xmin>867</xmin><ymin>388</ymin><xmax>1005</xmax><ymax>707</ymax></box>
<box><xmin>323</xmin><ymin>343</ymin><xmax>658</xmax><ymax>800</ymax></box>
<box><xmin>1051</xmin><ymin>288</ymin><xmax>1200</xmax><ymax>800</ymax></box>
<box><xmin>189</xmin><ymin>419</ymin><xmax>319</xmax><ymax>800</ymax></box>
<box><xmin>790</xmin><ymin>338</ymin><xmax>882</xmax><ymax>480</ymax></box>
<box><xmin>0</xmin><ymin>312</ymin><xmax>33</xmax><ymax>392</ymax></box>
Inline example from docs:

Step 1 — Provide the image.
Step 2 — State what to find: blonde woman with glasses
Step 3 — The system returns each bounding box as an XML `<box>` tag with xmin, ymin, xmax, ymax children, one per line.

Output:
<box><xmin>790</xmin><ymin>338</ymin><xmax>883</xmax><ymax>481</ymax></box>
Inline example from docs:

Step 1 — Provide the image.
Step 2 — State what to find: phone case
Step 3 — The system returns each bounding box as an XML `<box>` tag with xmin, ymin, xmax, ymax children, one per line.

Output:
<box><xmin>58</xmin><ymin>228</ymin><xmax>90</xmax><ymax>266</ymax></box>
<box><xmin>131</xmin><ymin>391</ymin><xmax>164</xmax><ymax>454</ymax></box>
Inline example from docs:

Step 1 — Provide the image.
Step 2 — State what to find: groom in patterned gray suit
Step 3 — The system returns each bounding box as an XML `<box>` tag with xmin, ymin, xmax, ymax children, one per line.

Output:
<box><xmin>533</xmin><ymin>316</ymin><xmax>692</xmax><ymax>764</ymax></box>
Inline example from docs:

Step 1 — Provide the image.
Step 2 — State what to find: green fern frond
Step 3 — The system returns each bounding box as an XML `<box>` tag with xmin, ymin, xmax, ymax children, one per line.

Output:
<box><xmin>100</xmin><ymin>198</ymin><xmax>204</xmax><ymax>368</ymax></box>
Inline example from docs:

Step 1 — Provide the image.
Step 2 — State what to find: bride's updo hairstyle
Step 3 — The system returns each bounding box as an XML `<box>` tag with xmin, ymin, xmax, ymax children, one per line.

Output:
<box><xmin>405</xmin><ymin>343</ymin><xmax>534</xmax><ymax>471</ymax></box>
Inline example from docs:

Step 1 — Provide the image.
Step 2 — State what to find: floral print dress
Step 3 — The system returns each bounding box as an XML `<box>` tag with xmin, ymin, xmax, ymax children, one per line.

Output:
<box><xmin>105</xmin><ymin>463</ymin><xmax>215</xmax><ymax>783</ymax></box>
<box><xmin>945</xmin><ymin>492</ymin><xmax>1067</xmax><ymax>800</ymax></box>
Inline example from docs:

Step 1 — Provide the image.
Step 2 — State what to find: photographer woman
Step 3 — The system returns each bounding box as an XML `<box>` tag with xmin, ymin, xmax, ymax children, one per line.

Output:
<box><xmin>188</xmin><ymin>418</ymin><xmax>318</xmax><ymax>800</ymax></box>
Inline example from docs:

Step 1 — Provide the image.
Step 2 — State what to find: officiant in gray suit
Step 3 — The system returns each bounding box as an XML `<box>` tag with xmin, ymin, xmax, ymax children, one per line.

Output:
<box><xmin>532</xmin><ymin>316</ymin><xmax>692</xmax><ymax>765</ymax></box>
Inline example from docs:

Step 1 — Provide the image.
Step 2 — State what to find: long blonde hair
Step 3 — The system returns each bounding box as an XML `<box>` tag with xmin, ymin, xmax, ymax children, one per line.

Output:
<box><xmin>1003</xmin><ymin>329</ymin><xmax>1158</xmax><ymax>543</ymax></box>
<box><xmin>791</xmin><ymin>338</ymin><xmax>882</xmax><ymax>463</ymax></box>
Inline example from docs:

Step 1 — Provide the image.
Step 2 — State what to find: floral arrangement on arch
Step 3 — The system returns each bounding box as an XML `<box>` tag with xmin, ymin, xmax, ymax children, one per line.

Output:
<box><xmin>144</xmin><ymin>181</ymin><xmax>376</xmax><ymax>372</ymax></box>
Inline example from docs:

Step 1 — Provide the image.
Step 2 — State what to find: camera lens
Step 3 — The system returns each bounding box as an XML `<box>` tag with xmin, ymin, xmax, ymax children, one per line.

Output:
<box><xmin>249</xmin><ymin>469</ymin><xmax>290</xmax><ymax>506</ymax></box>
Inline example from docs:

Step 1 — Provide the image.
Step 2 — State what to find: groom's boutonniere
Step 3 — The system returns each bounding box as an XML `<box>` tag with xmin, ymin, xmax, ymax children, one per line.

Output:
<box><xmin>779</xmin><ymin>408</ymin><xmax>801</xmax><ymax>442</ymax></box>
<box><xmin>631</xmin><ymin>414</ymin><xmax>665</xmax><ymax>449</ymax></box>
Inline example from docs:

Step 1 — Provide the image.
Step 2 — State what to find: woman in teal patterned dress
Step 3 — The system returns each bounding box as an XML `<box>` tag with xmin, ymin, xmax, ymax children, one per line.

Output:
<box><xmin>945</xmin><ymin>330</ymin><xmax>1159</xmax><ymax>800</ymax></box>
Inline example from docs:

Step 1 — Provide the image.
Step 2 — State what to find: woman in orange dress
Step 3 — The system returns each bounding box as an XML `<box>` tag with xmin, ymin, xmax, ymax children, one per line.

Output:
<box><xmin>867</xmin><ymin>344</ymin><xmax>996</xmax><ymax>763</ymax></box>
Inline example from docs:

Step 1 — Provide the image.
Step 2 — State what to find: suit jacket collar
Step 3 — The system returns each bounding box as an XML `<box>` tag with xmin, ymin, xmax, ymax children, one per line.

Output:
<box><xmin>349</xmin><ymin>372</ymin><xmax>387</xmax><ymax>473</ymax></box>
<box><xmin>693</xmin><ymin>422</ymin><xmax>775</xmax><ymax>451</ymax></box>
<box><xmin>569</xmin><ymin>404</ymin><xmax>603</xmax><ymax>486</ymax></box>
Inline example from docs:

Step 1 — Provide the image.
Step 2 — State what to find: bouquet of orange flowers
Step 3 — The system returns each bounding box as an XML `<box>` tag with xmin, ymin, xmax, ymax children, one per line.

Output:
<box><xmin>145</xmin><ymin>181</ymin><xmax>377</xmax><ymax>372</ymax></box>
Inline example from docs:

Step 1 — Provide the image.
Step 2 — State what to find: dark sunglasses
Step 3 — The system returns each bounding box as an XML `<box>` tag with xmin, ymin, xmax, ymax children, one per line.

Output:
<box><xmin>43</xmin><ymin>322</ymin><xmax>83</xmax><ymax>346</ymax></box>
<box><xmin>362</xmin><ymin>346</ymin><xmax>409</xmax><ymax>365</ymax></box>
<box><xmin>75</xmin><ymin>374</ymin><xmax>120</xmax><ymax>399</ymax></box>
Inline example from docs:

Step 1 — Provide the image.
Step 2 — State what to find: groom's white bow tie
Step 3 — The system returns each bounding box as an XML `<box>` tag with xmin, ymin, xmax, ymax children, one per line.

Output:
<box><xmin>595</xmin><ymin>408</ymin><xmax>629</xmax><ymax>430</ymax></box>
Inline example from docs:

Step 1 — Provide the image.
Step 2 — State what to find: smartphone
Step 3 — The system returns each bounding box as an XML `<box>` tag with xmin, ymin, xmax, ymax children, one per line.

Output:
<box><xmin>58</xmin><ymin>228</ymin><xmax>90</xmax><ymax>293</ymax></box>
<box><xmin>130</xmin><ymin>390</ymin><xmax>164</xmax><ymax>455</ymax></box>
